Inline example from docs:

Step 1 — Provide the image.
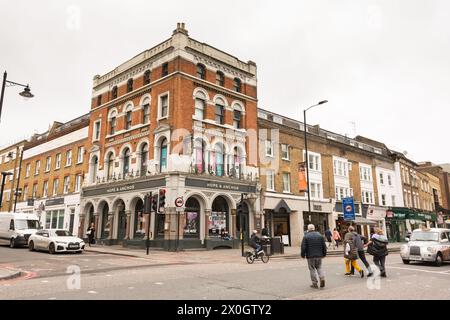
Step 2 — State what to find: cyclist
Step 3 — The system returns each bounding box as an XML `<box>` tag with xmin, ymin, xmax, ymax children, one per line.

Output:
<box><xmin>250</xmin><ymin>230</ymin><xmax>263</xmax><ymax>255</ymax></box>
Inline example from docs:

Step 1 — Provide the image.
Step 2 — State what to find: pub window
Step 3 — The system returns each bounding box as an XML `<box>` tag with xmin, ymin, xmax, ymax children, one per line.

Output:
<box><xmin>216</xmin><ymin>71</ymin><xmax>224</xmax><ymax>86</ymax></box>
<box><xmin>111</xmin><ymin>86</ymin><xmax>118</xmax><ymax>99</ymax></box>
<box><xmin>196</xmin><ymin>64</ymin><xmax>206</xmax><ymax>80</ymax></box>
<box><xmin>233</xmin><ymin>78</ymin><xmax>241</xmax><ymax>92</ymax></box>
<box><xmin>162</xmin><ymin>63</ymin><xmax>169</xmax><ymax>77</ymax></box>
<box><xmin>97</xmin><ymin>94</ymin><xmax>102</xmax><ymax>106</ymax></box>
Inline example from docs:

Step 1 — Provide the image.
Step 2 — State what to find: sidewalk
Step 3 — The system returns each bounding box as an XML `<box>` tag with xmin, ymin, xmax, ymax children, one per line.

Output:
<box><xmin>0</xmin><ymin>267</ymin><xmax>21</xmax><ymax>281</ymax></box>
<box><xmin>84</xmin><ymin>242</ymin><xmax>404</xmax><ymax>262</ymax></box>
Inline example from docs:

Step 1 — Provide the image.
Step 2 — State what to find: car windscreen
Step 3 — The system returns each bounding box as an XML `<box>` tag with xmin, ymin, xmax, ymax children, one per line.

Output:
<box><xmin>15</xmin><ymin>219</ymin><xmax>40</xmax><ymax>230</ymax></box>
<box><xmin>50</xmin><ymin>230</ymin><xmax>72</xmax><ymax>237</ymax></box>
<box><xmin>410</xmin><ymin>232</ymin><xmax>439</xmax><ymax>241</ymax></box>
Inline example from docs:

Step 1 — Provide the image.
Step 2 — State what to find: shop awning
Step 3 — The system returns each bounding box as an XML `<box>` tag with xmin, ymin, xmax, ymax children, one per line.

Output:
<box><xmin>354</xmin><ymin>216</ymin><xmax>378</xmax><ymax>225</ymax></box>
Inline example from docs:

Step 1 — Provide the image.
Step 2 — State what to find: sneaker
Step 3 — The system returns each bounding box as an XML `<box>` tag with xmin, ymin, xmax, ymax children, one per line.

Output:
<box><xmin>359</xmin><ymin>270</ymin><xmax>364</xmax><ymax>278</ymax></box>
<box><xmin>310</xmin><ymin>283</ymin><xmax>319</xmax><ymax>289</ymax></box>
<box><xmin>344</xmin><ymin>273</ymin><xmax>352</xmax><ymax>276</ymax></box>
<box><xmin>380</xmin><ymin>272</ymin><xmax>387</xmax><ymax>278</ymax></box>
<box><xmin>320</xmin><ymin>278</ymin><xmax>325</xmax><ymax>288</ymax></box>
<box><xmin>367</xmin><ymin>272</ymin><xmax>374</xmax><ymax>277</ymax></box>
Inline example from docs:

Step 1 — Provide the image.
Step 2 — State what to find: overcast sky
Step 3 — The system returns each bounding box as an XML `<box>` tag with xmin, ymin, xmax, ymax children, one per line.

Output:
<box><xmin>1</xmin><ymin>0</ymin><xmax>449</xmax><ymax>164</ymax></box>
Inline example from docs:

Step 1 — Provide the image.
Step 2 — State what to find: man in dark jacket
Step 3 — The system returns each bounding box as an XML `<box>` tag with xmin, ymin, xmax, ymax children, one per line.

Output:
<box><xmin>301</xmin><ymin>224</ymin><xmax>327</xmax><ymax>289</ymax></box>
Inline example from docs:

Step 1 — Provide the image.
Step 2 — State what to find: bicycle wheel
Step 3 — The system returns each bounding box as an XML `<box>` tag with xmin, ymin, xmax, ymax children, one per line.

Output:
<box><xmin>246</xmin><ymin>252</ymin><xmax>255</xmax><ymax>264</ymax></box>
<box><xmin>261</xmin><ymin>253</ymin><xmax>269</xmax><ymax>263</ymax></box>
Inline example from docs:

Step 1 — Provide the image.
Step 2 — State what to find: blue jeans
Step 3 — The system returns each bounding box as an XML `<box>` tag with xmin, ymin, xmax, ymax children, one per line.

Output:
<box><xmin>255</xmin><ymin>243</ymin><xmax>262</xmax><ymax>252</ymax></box>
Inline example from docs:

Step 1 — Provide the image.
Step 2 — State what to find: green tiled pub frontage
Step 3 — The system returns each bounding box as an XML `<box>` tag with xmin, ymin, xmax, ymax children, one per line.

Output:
<box><xmin>386</xmin><ymin>207</ymin><xmax>437</xmax><ymax>242</ymax></box>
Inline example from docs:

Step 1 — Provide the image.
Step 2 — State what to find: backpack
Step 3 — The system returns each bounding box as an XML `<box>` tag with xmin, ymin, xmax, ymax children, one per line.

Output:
<box><xmin>344</xmin><ymin>238</ymin><xmax>358</xmax><ymax>260</ymax></box>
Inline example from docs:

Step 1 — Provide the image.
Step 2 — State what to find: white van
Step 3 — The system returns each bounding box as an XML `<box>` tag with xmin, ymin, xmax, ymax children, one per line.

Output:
<box><xmin>0</xmin><ymin>213</ymin><xmax>41</xmax><ymax>248</ymax></box>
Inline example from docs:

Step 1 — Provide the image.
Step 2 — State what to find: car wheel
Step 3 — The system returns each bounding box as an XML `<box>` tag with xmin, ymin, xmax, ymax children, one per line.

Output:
<box><xmin>49</xmin><ymin>243</ymin><xmax>56</xmax><ymax>255</ymax></box>
<box><xmin>435</xmin><ymin>253</ymin><xmax>443</xmax><ymax>267</ymax></box>
<box><xmin>402</xmin><ymin>259</ymin><xmax>410</xmax><ymax>264</ymax></box>
<box><xmin>29</xmin><ymin>241</ymin><xmax>35</xmax><ymax>251</ymax></box>
<box><xmin>10</xmin><ymin>238</ymin><xmax>16</xmax><ymax>248</ymax></box>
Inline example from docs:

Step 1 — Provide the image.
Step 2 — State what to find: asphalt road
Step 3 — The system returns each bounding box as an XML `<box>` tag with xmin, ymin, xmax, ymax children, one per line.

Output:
<box><xmin>1</xmin><ymin>245</ymin><xmax>450</xmax><ymax>300</ymax></box>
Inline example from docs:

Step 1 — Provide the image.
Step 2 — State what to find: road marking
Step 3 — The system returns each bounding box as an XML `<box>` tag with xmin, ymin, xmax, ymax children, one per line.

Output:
<box><xmin>106</xmin><ymin>274</ymin><xmax>112</xmax><ymax>277</ymax></box>
<box><xmin>41</xmin><ymin>280</ymin><xmax>49</xmax><ymax>283</ymax></box>
<box><xmin>389</xmin><ymin>266</ymin><xmax>450</xmax><ymax>275</ymax></box>
<box><xmin>88</xmin><ymin>291</ymin><xmax>98</xmax><ymax>294</ymax></box>
<box><xmin>154</xmin><ymin>282</ymin><xmax>164</xmax><ymax>285</ymax></box>
<box><xmin>48</xmin><ymin>297</ymin><xmax>56</xmax><ymax>300</ymax></box>
<box><xmin>128</xmin><ymin>287</ymin><xmax>134</xmax><ymax>290</ymax></box>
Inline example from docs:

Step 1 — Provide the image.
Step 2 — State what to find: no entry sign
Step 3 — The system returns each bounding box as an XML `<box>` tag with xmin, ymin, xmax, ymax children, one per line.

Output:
<box><xmin>175</xmin><ymin>197</ymin><xmax>184</xmax><ymax>207</ymax></box>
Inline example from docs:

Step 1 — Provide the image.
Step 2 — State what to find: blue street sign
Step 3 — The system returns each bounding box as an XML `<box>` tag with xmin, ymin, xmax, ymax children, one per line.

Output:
<box><xmin>343</xmin><ymin>197</ymin><xmax>355</xmax><ymax>221</ymax></box>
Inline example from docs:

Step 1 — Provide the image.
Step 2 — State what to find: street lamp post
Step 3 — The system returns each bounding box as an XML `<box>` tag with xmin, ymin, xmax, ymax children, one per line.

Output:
<box><xmin>13</xmin><ymin>148</ymin><xmax>24</xmax><ymax>212</ymax></box>
<box><xmin>0</xmin><ymin>172</ymin><xmax>14</xmax><ymax>210</ymax></box>
<box><xmin>0</xmin><ymin>71</ymin><xmax>34</xmax><ymax>123</ymax></box>
<box><xmin>303</xmin><ymin>100</ymin><xmax>328</xmax><ymax>217</ymax></box>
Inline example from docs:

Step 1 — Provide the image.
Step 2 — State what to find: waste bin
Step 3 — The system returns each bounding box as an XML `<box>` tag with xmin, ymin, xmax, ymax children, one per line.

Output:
<box><xmin>271</xmin><ymin>236</ymin><xmax>283</xmax><ymax>254</ymax></box>
<box><xmin>263</xmin><ymin>243</ymin><xmax>272</xmax><ymax>256</ymax></box>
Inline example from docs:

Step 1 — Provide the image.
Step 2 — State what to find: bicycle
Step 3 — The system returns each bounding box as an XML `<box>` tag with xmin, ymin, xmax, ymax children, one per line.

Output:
<box><xmin>245</xmin><ymin>249</ymin><xmax>269</xmax><ymax>264</ymax></box>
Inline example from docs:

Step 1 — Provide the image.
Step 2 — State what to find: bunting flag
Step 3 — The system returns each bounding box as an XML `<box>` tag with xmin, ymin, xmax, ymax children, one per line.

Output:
<box><xmin>298</xmin><ymin>162</ymin><xmax>308</xmax><ymax>192</ymax></box>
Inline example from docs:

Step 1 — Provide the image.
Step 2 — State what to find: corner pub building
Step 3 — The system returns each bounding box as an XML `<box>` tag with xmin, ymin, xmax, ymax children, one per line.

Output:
<box><xmin>79</xmin><ymin>23</ymin><xmax>261</xmax><ymax>250</ymax></box>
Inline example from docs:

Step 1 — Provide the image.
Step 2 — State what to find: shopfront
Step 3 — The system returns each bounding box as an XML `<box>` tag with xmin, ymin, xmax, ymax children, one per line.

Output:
<box><xmin>407</xmin><ymin>212</ymin><xmax>437</xmax><ymax>230</ymax></box>
<box><xmin>385</xmin><ymin>210</ymin><xmax>408</xmax><ymax>242</ymax></box>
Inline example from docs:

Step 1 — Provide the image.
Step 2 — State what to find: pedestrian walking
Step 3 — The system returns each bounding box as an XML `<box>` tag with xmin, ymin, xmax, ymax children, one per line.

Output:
<box><xmin>349</xmin><ymin>229</ymin><xmax>374</xmax><ymax>277</ymax></box>
<box><xmin>332</xmin><ymin>228</ymin><xmax>341</xmax><ymax>249</ymax></box>
<box><xmin>343</xmin><ymin>226</ymin><xmax>364</xmax><ymax>277</ymax></box>
<box><xmin>324</xmin><ymin>228</ymin><xmax>333</xmax><ymax>249</ymax></box>
<box><xmin>87</xmin><ymin>222</ymin><xmax>96</xmax><ymax>247</ymax></box>
<box><xmin>367</xmin><ymin>228</ymin><xmax>389</xmax><ymax>277</ymax></box>
<box><xmin>301</xmin><ymin>224</ymin><xmax>327</xmax><ymax>289</ymax></box>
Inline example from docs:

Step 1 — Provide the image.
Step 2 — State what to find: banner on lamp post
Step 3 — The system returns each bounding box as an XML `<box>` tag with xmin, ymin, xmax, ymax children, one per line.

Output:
<box><xmin>298</xmin><ymin>162</ymin><xmax>308</xmax><ymax>192</ymax></box>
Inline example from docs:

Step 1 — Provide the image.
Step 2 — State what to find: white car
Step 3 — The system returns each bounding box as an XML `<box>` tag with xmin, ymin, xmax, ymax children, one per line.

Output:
<box><xmin>28</xmin><ymin>229</ymin><xmax>85</xmax><ymax>254</ymax></box>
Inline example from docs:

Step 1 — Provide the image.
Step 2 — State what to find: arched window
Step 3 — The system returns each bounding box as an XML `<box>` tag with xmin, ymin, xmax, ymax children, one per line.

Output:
<box><xmin>184</xmin><ymin>197</ymin><xmax>200</xmax><ymax>238</ymax></box>
<box><xmin>160</xmin><ymin>139</ymin><xmax>168</xmax><ymax>172</ymax></box>
<box><xmin>233</xmin><ymin>110</ymin><xmax>242</xmax><ymax>129</ymax></box>
<box><xmin>233</xmin><ymin>78</ymin><xmax>241</xmax><ymax>93</ymax></box>
<box><xmin>111</xmin><ymin>86</ymin><xmax>118</xmax><ymax>100</ymax></box>
<box><xmin>194</xmin><ymin>92</ymin><xmax>206</xmax><ymax>120</ymax></box>
<box><xmin>233</xmin><ymin>147</ymin><xmax>243</xmax><ymax>178</ymax></box>
<box><xmin>194</xmin><ymin>139</ymin><xmax>206</xmax><ymax>173</ymax></box>
<box><xmin>123</xmin><ymin>148</ymin><xmax>131</xmax><ymax>176</ymax></box>
<box><xmin>144</xmin><ymin>70</ymin><xmax>151</xmax><ymax>85</ymax></box>
<box><xmin>215</xmin><ymin>98</ymin><xmax>225</xmax><ymax>125</ymax></box>
<box><xmin>106</xmin><ymin>152</ymin><xmax>114</xmax><ymax>180</ymax></box>
<box><xmin>140</xmin><ymin>143</ymin><xmax>148</xmax><ymax>176</ymax></box>
<box><xmin>109</xmin><ymin>111</ymin><xmax>117</xmax><ymax>135</ymax></box>
<box><xmin>215</xmin><ymin>144</ymin><xmax>224</xmax><ymax>177</ymax></box>
<box><xmin>125</xmin><ymin>110</ymin><xmax>132</xmax><ymax>130</ymax></box>
<box><xmin>216</xmin><ymin>71</ymin><xmax>224</xmax><ymax>86</ymax></box>
<box><xmin>196</xmin><ymin>64</ymin><xmax>206</xmax><ymax>80</ymax></box>
<box><xmin>127</xmin><ymin>78</ymin><xmax>133</xmax><ymax>92</ymax></box>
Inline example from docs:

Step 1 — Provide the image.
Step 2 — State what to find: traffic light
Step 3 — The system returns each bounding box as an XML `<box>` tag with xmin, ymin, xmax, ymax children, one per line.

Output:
<box><xmin>159</xmin><ymin>189</ymin><xmax>166</xmax><ymax>212</ymax></box>
<box><xmin>237</xmin><ymin>201</ymin><xmax>243</xmax><ymax>215</ymax></box>
<box><xmin>152</xmin><ymin>194</ymin><xmax>158</xmax><ymax>213</ymax></box>
<box><xmin>144</xmin><ymin>194</ymin><xmax>152</xmax><ymax>214</ymax></box>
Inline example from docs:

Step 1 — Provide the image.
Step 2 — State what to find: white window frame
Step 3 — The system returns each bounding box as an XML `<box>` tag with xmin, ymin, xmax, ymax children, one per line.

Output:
<box><xmin>77</xmin><ymin>147</ymin><xmax>84</xmax><ymax>164</ymax></box>
<box><xmin>45</xmin><ymin>156</ymin><xmax>52</xmax><ymax>172</ymax></box>
<box><xmin>55</xmin><ymin>153</ymin><xmax>61</xmax><ymax>169</ymax></box>
<box><xmin>381</xmin><ymin>194</ymin><xmax>386</xmax><ymax>206</ymax></box>
<box><xmin>282</xmin><ymin>172</ymin><xmax>291</xmax><ymax>193</ymax></box>
<box><xmin>281</xmin><ymin>144</ymin><xmax>290</xmax><ymax>160</ymax></box>
<box><xmin>75</xmin><ymin>174</ymin><xmax>82</xmax><ymax>193</ymax></box>
<box><xmin>305</xmin><ymin>152</ymin><xmax>321</xmax><ymax>172</ymax></box>
<box><xmin>25</xmin><ymin>164</ymin><xmax>30</xmax><ymax>178</ymax></box>
<box><xmin>310</xmin><ymin>182</ymin><xmax>322</xmax><ymax>200</ymax></box>
<box><xmin>93</xmin><ymin>120</ymin><xmax>101</xmax><ymax>142</ymax></box>
<box><xmin>63</xmin><ymin>176</ymin><xmax>70</xmax><ymax>194</ymax></box>
<box><xmin>65</xmin><ymin>150</ymin><xmax>72</xmax><ymax>167</ymax></box>
<box><xmin>379</xmin><ymin>173</ymin><xmax>384</xmax><ymax>185</ymax></box>
<box><xmin>158</xmin><ymin>92</ymin><xmax>170</xmax><ymax>120</ymax></box>
<box><xmin>53</xmin><ymin>179</ymin><xmax>59</xmax><ymax>196</ymax></box>
<box><xmin>34</xmin><ymin>160</ymin><xmax>40</xmax><ymax>176</ymax></box>
<box><xmin>265</xmin><ymin>140</ymin><xmax>273</xmax><ymax>157</ymax></box>
<box><xmin>266</xmin><ymin>170</ymin><xmax>275</xmax><ymax>191</ymax></box>
<box><xmin>388</xmin><ymin>174</ymin><xmax>392</xmax><ymax>186</ymax></box>
<box><xmin>42</xmin><ymin>181</ymin><xmax>48</xmax><ymax>198</ymax></box>
<box><xmin>391</xmin><ymin>195</ymin><xmax>396</xmax><ymax>207</ymax></box>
